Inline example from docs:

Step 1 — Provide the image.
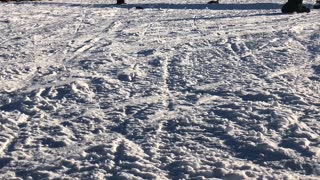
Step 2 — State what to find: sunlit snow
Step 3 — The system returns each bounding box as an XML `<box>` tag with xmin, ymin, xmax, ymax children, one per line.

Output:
<box><xmin>0</xmin><ymin>0</ymin><xmax>319</xmax><ymax>179</ymax></box>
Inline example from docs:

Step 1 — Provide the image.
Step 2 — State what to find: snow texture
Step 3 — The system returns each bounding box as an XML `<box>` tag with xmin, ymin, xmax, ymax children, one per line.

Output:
<box><xmin>0</xmin><ymin>0</ymin><xmax>319</xmax><ymax>179</ymax></box>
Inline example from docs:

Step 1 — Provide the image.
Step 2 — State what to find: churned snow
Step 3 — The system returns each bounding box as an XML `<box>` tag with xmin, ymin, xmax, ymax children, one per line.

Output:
<box><xmin>0</xmin><ymin>0</ymin><xmax>319</xmax><ymax>179</ymax></box>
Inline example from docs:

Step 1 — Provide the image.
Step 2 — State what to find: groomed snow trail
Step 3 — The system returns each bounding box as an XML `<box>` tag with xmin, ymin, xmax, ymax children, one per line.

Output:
<box><xmin>0</xmin><ymin>0</ymin><xmax>319</xmax><ymax>179</ymax></box>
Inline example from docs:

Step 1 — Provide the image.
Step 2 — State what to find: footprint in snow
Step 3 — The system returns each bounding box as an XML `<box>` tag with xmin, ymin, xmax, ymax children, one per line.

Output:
<box><xmin>117</xmin><ymin>65</ymin><xmax>144</xmax><ymax>82</ymax></box>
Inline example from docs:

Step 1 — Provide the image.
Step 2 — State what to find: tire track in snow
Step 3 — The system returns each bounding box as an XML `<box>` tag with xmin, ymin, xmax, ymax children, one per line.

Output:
<box><xmin>62</xmin><ymin>15</ymin><xmax>124</xmax><ymax>63</ymax></box>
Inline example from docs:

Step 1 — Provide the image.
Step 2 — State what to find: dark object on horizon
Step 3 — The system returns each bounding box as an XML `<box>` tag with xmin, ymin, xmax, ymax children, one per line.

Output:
<box><xmin>281</xmin><ymin>0</ymin><xmax>310</xmax><ymax>13</ymax></box>
<box><xmin>116</xmin><ymin>0</ymin><xmax>126</xmax><ymax>5</ymax></box>
<box><xmin>314</xmin><ymin>0</ymin><xmax>320</xmax><ymax>9</ymax></box>
<box><xmin>208</xmin><ymin>0</ymin><xmax>219</xmax><ymax>4</ymax></box>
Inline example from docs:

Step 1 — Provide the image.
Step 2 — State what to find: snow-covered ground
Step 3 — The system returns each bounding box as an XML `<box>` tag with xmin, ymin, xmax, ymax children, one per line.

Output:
<box><xmin>0</xmin><ymin>0</ymin><xmax>319</xmax><ymax>179</ymax></box>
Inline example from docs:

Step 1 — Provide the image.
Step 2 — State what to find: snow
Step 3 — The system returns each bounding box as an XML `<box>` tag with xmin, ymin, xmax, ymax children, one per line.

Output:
<box><xmin>0</xmin><ymin>0</ymin><xmax>320</xmax><ymax>179</ymax></box>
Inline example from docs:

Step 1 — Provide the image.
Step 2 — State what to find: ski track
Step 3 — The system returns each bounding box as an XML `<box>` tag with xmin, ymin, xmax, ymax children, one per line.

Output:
<box><xmin>0</xmin><ymin>0</ymin><xmax>320</xmax><ymax>179</ymax></box>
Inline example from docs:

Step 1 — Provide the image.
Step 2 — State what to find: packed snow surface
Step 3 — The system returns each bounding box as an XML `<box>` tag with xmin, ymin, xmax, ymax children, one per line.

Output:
<box><xmin>0</xmin><ymin>0</ymin><xmax>320</xmax><ymax>179</ymax></box>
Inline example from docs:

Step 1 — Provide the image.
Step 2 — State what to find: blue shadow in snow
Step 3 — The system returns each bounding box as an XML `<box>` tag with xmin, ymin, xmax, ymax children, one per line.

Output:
<box><xmin>19</xmin><ymin>2</ymin><xmax>283</xmax><ymax>11</ymax></box>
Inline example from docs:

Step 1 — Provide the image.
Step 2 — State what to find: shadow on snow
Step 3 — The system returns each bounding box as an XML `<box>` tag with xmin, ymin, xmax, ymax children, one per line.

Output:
<box><xmin>19</xmin><ymin>2</ymin><xmax>283</xmax><ymax>11</ymax></box>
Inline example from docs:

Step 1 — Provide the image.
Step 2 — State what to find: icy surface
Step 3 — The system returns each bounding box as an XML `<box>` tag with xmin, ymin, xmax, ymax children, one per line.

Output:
<box><xmin>0</xmin><ymin>0</ymin><xmax>319</xmax><ymax>179</ymax></box>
